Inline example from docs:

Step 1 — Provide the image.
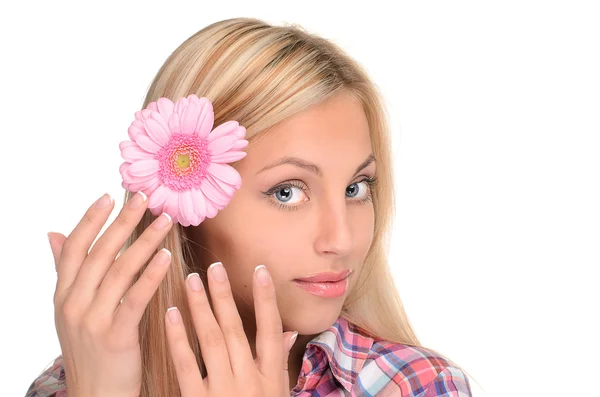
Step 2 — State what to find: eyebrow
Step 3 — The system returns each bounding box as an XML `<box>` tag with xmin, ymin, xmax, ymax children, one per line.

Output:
<box><xmin>257</xmin><ymin>153</ymin><xmax>376</xmax><ymax>177</ymax></box>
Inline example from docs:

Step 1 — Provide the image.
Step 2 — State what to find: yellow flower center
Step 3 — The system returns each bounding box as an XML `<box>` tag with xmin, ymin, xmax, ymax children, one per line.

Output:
<box><xmin>176</xmin><ymin>154</ymin><xmax>190</xmax><ymax>168</ymax></box>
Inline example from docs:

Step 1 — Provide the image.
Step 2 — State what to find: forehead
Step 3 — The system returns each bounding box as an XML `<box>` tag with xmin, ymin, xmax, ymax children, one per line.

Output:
<box><xmin>242</xmin><ymin>92</ymin><xmax>372</xmax><ymax>172</ymax></box>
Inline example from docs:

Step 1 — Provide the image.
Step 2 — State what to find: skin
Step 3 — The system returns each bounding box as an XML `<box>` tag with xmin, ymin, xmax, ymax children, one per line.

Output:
<box><xmin>184</xmin><ymin>90</ymin><xmax>377</xmax><ymax>391</ymax></box>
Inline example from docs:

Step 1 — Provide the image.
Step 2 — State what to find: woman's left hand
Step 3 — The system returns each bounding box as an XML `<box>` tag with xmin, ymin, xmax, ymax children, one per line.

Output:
<box><xmin>164</xmin><ymin>262</ymin><xmax>299</xmax><ymax>397</ymax></box>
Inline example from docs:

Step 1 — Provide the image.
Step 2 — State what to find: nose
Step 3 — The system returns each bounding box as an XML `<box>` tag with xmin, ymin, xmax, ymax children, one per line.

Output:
<box><xmin>313</xmin><ymin>196</ymin><xmax>355</xmax><ymax>256</ymax></box>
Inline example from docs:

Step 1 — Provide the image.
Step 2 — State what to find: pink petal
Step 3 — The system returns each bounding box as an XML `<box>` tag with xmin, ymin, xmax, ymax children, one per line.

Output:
<box><xmin>148</xmin><ymin>184</ymin><xmax>170</xmax><ymax>209</ymax></box>
<box><xmin>163</xmin><ymin>192</ymin><xmax>181</xmax><ymax>223</ymax></box>
<box><xmin>204</xmin><ymin>198</ymin><xmax>218</xmax><ymax>219</ymax></box>
<box><xmin>195</xmin><ymin>98</ymin><xmax>214</xmax><ymax>139</ymax></box>
<box><xmin>199</xmin><ymin>178</ymin><xmax>231</xmax><ymax>206</ymax></box>
<box><xmin>147</xmin><ymin>101</ymin><xmax>158</xmax><ymax>113</ymax></box>
<box><xmin>181</xmin><ymin>101</ymin><xmax>200</xmax><ymax>135</ymax></box>
<box><xmin>119</xmin><ymin>162</ymin><xmax>136</xmax><ymax>184</ymax></box>
<box><xmin>174</xmin><ymin>97</ymin><xmax>189</xmax><ymax>116</ymax></box>
<box><xmin>208</xmin><ymin>162</ymin><xmax>242</xmax><ymax>188</ymax></box>
<box><xmin>135</xmin><ymin>134</ymin><xmax>162</xmax><ymax>154</ymax></box>
<box><xmin>120</xmin><ymin>142</ymin><xmax>155</xmax><ymax>161</ymax></box>
<box><xmin>208</xmin><ymin>121</ymin><xmax>242</xmax><ymax>142</ymax></box>
<box><xmin>231</xmin><ymin>139</ymin><xmax>249</xmax><ymax>151</ymax></box>
<box><xmin>128</xmin><ymin>159</ymin><xmax>160</xmax><ymax>177</ymax></box>
<box><xmin>211</xmin><ymin>151</ymin><xmax>247</xmax><ymax>164</ymax></box>
<box><xmin>145</xmin><ymin>115</ymin><xmax>171</xmax><ymax>146</ymax></box>
<box><xmin>207</xmin><ymin>173</ymin><xmax>236</xmax><ymax>196</ymax></box>
<box><xmin>168</xmin><ymin>112</ymin><xmax>181</xmax><ymax>134</ymax></box>
<box><xmin>144</xmin><ymin>178</ymin><xmax>162</xmax><ymax>197</ymax></box>
<box><xmin>157</xmin><ymin>97</ymin><xmax>174</xmax><ymax>121</ymax></box>
<box><xmin>208</xmin><ymin>135</ymin><xmax>239</xmax><ymax>156</ymax></box>
<box><xmin>128</xmin><ymin>175</ymin><xmax>160</xmax><ymax>192</ymax></box>
<box><xmin>127</xmin><ymin>120</ymin><xmax>145</xmax><ymax>141</ymax></box>
<box><xmin>190</xmin><ymin>188</ymin><xmax>207</xmax><ymax>220</ymax></box>
<box><xmin>178</xmin><ymin>190</ymin><xmax>195</xmax><ymax>227</ymax></box>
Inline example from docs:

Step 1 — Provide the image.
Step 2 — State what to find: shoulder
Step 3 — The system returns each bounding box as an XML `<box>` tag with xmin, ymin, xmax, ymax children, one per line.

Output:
<box><xmin>25</xmin><ymin>355</ymin><xmax>67</xmax><ymax>397</ymax></box>
<box><xmin>354</xmin><ymin>341</ymin><xmax>472</xmax><ymax>397</ymax></box>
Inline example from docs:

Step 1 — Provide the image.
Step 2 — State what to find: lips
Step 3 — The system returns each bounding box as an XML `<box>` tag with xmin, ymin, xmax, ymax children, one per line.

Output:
<box><xmin>294</xmin><ymin>269</ymin><xmax>351</xmax><ymax>283</ymax></box>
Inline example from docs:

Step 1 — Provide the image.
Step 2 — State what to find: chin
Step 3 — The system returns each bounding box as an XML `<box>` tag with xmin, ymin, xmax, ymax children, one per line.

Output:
<box><xmin>280</xmin><ymin>303</ymin><xmax>344</xmax><ymax>335</ymax></box>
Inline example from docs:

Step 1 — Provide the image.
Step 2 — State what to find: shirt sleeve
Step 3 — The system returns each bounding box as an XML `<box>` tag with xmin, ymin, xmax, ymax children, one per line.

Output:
<box><xmin>24</xmin><ymin>355</ymin><xmax>67</xmax><ymax>397</ymax></box>
<box><xmin>380</xmin><ymin>365</ymin><xmax>472</xmax><ymax>397</ymax></box>
<box><xmin>419</xmin><ymin>366</ymin><xmax>472</xmax><ymax>397</ymax></box>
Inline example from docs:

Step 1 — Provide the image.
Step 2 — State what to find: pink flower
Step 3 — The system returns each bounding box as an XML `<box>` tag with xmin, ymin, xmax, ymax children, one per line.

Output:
<box><xmin>119</xmin><ymin>94</ymin><xmax>248</xmax><ymax>227</ymax></box>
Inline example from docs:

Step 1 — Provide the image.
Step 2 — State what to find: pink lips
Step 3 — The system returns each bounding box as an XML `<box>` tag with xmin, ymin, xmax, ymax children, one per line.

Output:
<box><xmin>293</xmin><ymin>270</ymin><xmax>351</xmax><ymax>298</ymax></box>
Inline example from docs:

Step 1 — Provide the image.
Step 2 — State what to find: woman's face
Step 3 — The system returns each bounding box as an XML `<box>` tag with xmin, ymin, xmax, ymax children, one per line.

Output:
<box><xmin>186</xmin><ymin>91</ymin><xmax>376</xmax><ymax>335</ymax></box>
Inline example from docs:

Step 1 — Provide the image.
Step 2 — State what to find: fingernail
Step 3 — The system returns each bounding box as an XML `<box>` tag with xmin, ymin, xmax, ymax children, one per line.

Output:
<box><xmin>94</xmin><ymin>193</ymin><xmax>113</xmax><ymax>208</ymax></box>
<box><xmin>167</xmin><ymin>307</ymin><xmax>181</xmax><ymax>324</ymax></box>
<box><xmin>255</xmin><ymin>265</ymin><xmax>271</xmax><ymax>286</ymax></box>
<box><xmin>288</xmin><ymin>331</ymin><xmax>299</xmax><ymax>351</ymax></box>
<box><xmin>187</xmin><ymin>273</ymin><xmax>203</xmax><ymax>291</ymax></box>
<box><xmin>209</xmin><ymin>262</ymin><xmax>227</xmax><ymax>282</ymax></box>
<box><xmin>153</xmin><ymin>212</ymin><xmax>172</xmax><ymax>229</ymax></box>
<box><xmin>128</xmin><ymin>191</ymin><xmax>147</xmax><ymax>209</ymax></box>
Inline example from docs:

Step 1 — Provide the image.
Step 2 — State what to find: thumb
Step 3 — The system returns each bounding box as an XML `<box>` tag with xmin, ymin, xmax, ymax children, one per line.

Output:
<box><xmin>282</xmin><ymin>331</ymin><xmax>299</xmax><ymax>393</ymax></box>
<box><xmin>47</xmin><ymin>232</ymin><xmax>67</xmax><ymax>271</ymax></box>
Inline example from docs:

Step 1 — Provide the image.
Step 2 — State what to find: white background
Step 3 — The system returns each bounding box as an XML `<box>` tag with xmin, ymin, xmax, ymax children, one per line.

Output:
<box><xmin>2</xmin><ymin>1</ymin><xmax>599</xmax><ymax>396</ymax></box>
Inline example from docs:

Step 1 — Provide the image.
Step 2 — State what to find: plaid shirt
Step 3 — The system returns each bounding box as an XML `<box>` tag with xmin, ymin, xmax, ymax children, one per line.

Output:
<box><xmin>25</xmin><ymin>316</ymin><xmax>471</xmax><ymax>396</ymax></box>
<box><xmin>290</xmin><ymin>316</ymin><xmax>472</xmax><ymax>396</ymax></box>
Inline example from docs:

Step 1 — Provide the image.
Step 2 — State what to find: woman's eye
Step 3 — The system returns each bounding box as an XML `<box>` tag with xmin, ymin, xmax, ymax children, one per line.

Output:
<box><xmin>346</xmin><ymin>181</ymin><xmax>369</xmax><ymax>199</ymax></box>
<box><xmin>273</xmin><ymin>186</ymin><xmax>307</xmax><ymax>204</ymax></box>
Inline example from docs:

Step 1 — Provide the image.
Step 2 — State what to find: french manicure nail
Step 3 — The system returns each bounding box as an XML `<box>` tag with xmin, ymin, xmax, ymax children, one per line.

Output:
<box><xmin>153</xmin><ymin>212</ymin><xmax>172</xmax><ymax>229</ymax></box>
<box><xmin>94</xmin><ymin>193</ymin><xmax>113</xmax><ymax>208</ymax></box>
<box><xmin>255</xmin><ymin>265</ymin><xmax>271</xmax><ymax>286</ymax></box>
<box><xmin>128</xmin><ymin>191</ymin><xmax>147</xmax><ymax>209</ymax></box>
<box><xmin>288</xmin><ymin>331</ymin><xmax>299</xmax><ymax>351</ymax></box>
<box><xmin>167</xmin><ymin>307</ymin><xmax>181</xmax><ymax>324</ymax></box>
<box><xmin>209</xmin><ymin>262</ymin><xmax>227</xmax><ymax>282</ymax></box>
<box><xmin>187</xmin><ymin>273</ymin><xmax>203</xmax><ymax>291</ymax></box>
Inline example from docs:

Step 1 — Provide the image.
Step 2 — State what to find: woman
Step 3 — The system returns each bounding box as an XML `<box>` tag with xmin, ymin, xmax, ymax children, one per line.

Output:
<box><xmin>26</xmin><ymin>17</ymin><xmax>472</xmax><ymax>397</ymax></box>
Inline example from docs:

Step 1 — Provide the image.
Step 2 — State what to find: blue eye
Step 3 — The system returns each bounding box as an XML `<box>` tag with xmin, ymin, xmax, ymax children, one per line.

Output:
<box><xmin>346</xmin><ymin>182</ymin><xmax>369</xmax><ymax>199</ymax></box>
<box><xmin>273</xmin><ymin>185</ymin><xmax>307</xmax><ymax>205</ymax></box>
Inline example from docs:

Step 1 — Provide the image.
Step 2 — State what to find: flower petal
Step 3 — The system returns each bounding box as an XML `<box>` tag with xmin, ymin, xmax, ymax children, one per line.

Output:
<box><xmin>199</xmin><ymin>178</ymin><xmax>231</xmax><ymax>207</ymax></box>
<box><xmin>163</xmin><ymin>192</ymin><xmax>181</xmax><ymax>223</ymax></box>
<box><xmin>134</xmin><ymin>134</ymin><xmax>162</xmax><ymax>154</ymax></box>
<box><xmin>204</xmin><ymin>197</ymin><xmax>218</xmax><ymax>218</ymax></box>
<box><xmin>168</xmin><ymin>112</ymin><xmax>181</xmax><ymax>134</ymax></box>
<box><xmin>157</xmin><ymin>97</ymin><xmax>174</xmax><ymax>121</ymax></box>
<box><xmin>181</xmin><ymin>101</ymin><xmax>200</xmax><ymax>135</ymax></box>
<box><xmin>195</xmin><ymin>98</ymin><xmax>214</xmax><ymax>139</ymax></box>
<box><xmin>119</xmin><ymin>162</ymin><xmax>136</xmax><ymax>184</ymax></box>
<box><xmin>178</xmin><ymin>190</ymin><xmax>197</xmax><ymax>227</ymax></box>
<box><xmin>208</xmin><ymin>121</ymin><xmax>242</xmax><ymax>142</ymax></box>
<box><xmin>127</xmin><ymin>120</ymin><xmax>145</xmax><ymax>141</ymax></box>
<box><xmin>145</xmin><ymin>115</ymin><xmax>170</xmax><ymax>146</ymax></box>
<box><xmin>208</xmin><ymin>162</ymin><xmax>242</xmax><ymax>188</ymax></box>
<box><xmin>128</xmin><ymin>175</ymin><xmax>160</xmax><ymax>193</ymax></box>
<box><xmin>120</xmin><ymin>141</ymin><xmax>155</xmax><ymax>161</ymax></box>
<box><xmin>148</xmin><ymin>184</ymin><xmax>170</xmax><ymax>210</ymax></box>
<box><xmin>208</xmin><ymin>135</ymin><xmax>239</xmax><ymax>156</ymax></box>
<box><xmin>211</xmin><ymin>151</ymin><xmax>247</xmax><ymax>163</ymax></box>
<box><xmin>207</xmin><ymin>173</ymin><xmax>236</xmax><ymax>196</ymax></box>
<box><xmin>127</xmin><ymin>159</ymin><xmax>160</xmax><ymax>177</ymax></box>
<box><xmin>231</xmin><ymin>139</ymin><xmax>249</xmax><ymax>151</ymax></box>
<box><xmin>190</xmin><ymin>188</ymin><xmax>207</xmax><ymax>220</ymax></box>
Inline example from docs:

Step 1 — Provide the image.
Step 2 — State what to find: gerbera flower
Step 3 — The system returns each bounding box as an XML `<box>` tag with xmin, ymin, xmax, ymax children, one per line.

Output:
<box><xmin>119</xmin><ymin>94</ymin><xmax>248</xmax><ymax>227</ymax></box>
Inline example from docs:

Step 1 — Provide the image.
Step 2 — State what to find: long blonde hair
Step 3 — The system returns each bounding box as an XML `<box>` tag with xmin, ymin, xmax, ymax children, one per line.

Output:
<box><xmin>33</xmin><ymin>17</ymin><xmax>477</xmax><ymax>397</ymax></box>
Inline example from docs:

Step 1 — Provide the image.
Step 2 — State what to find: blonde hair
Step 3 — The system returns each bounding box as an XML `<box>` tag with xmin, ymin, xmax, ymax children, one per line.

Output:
<box><xmin>33</xmin><ymin>17</ymin><xmax>478</xmax><ymax>397</ymax></box>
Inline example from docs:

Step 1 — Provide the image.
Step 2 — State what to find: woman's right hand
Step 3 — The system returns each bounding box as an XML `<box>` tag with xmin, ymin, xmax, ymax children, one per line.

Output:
<box><xmin>47</xmin><ymin>191</ymin><xmax>174</xmax><ymax>397</ymax></box>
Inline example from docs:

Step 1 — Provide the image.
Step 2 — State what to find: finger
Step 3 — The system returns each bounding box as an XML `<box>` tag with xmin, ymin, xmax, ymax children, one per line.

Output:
<box><xmin>283</xmin><ymin>331</ymin><xmax>298</xmax><ymax>393</ymax></box>
<box><xmin>47</xmin><ymin>232</ymin><xmax>66</xmax><ymax>270</ymax></box>
<box><xmin>92</xmin><ymin>212</ymin><xmax>173</xmax><ymax>314</ymax></box>
<box><xmin>205</xmin><ymin>262</ymin><xmax>255</xmax><ymax>376</ymax></box>
<box><xmin>112</xmin><ymin>248</ymin><xmax>172</xmax><ymax>331</ymax></box>
<box><xmin>253</xmin><ymin>264</ymin><xmax>284</xmax><ymax>379</ymax></box>
<box><xmin>68</xmin><ymin>191</ymin><xmax>148</xmax><ymax>308</ymax></box>
<box><xmin>54</xmin><ymin>193</ymin><xmax>114</xmax><ymax>302</ymax></box>
<box><xmin>184</xmin><ymin>270</ymin><xmax>233</xmax><ymax>386</ymax></box>
<box><xmin>165</xmin><ymin>306</ymin><xmax>207</xmax><ymax>397</ymax></box>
